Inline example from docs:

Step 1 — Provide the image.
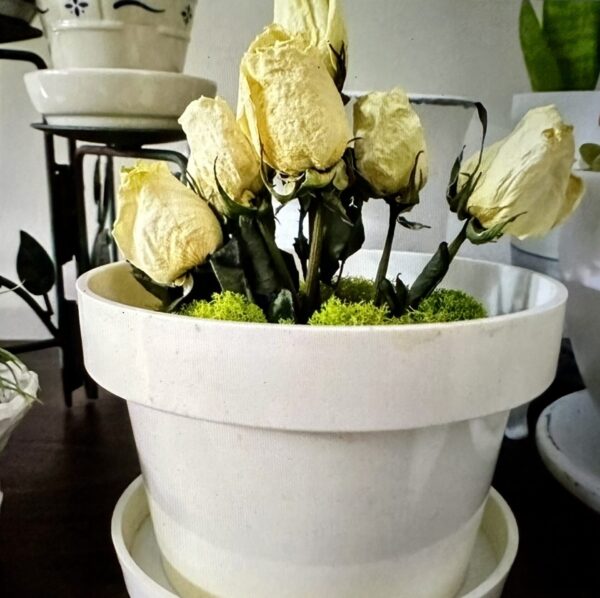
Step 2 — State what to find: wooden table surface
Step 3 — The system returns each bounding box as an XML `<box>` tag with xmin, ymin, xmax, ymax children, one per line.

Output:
<box><xmin>0</xmin><ymin>344</ymin><xmax>598</xmax><ymax>597</ymax></box>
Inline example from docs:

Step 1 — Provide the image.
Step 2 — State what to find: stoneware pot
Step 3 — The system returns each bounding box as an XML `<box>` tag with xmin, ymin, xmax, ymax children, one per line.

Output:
<box><xmin>77</xmin><ymin>251</ymin><xmax>566</xmax><ymax>598</ymax></box>
<box><xmin>536</xmin><ymin>170</ymin><xmax>600</xmax><ymax>512</ymax></box>
<box><xmin>36</xmin><ymin>0</ymin><xmax>197</xmax><ymax>71</ymax></box>
<box><xmin>510</xmin><ymin>91</ymin><xmax>600</xmax><ymax>278</ymax></box>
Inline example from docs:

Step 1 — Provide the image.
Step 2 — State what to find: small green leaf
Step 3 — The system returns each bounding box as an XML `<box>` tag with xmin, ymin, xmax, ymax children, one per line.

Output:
<box><xmin>16</xmin><ymin>231</ymin><xmax>56</xmax><ymax>296</ymax></box>
<box><xmin>268</xmin><ymin>289</ymin><xmax>295</xmax><ymax>323</ymax></box>
<box><xmin>397</xmin><ymin>216</ymin><xmax>431</xmax><ymax>231</ymax></box>
<box><xmin>407</xmin><ymin>243</ymin><xmax>451</xmax><ymax>309</ymax></box>
<box><xmin>580</xmin><ymin>143</ymin><xmax>600</xmax><ymax>167</ymax></box>
<box><xmin>466</xmin><ymin>214</ymin><xmax>524</xmax><ymax>244</ymax></box>
<box><xmin>130</xmin><ymin>265</ymin><xmax>181</xmax><ymax>306</ymax></box>
<box><xmin>209</xmin><ymin>238</ymin><xmax>253</xmax><ymax>299</ymax></box>
<box><xmin>520</xmin><ymin>0</ymin><xmax>564</xmax><ymax>91</ymax></box>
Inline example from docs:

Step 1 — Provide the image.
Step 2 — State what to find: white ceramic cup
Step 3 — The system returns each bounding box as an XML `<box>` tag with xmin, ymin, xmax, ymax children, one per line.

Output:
<box><xmin>36</xmin><ymin>0</ymin><xmax>197</xmax><ymax>72</ymax></box>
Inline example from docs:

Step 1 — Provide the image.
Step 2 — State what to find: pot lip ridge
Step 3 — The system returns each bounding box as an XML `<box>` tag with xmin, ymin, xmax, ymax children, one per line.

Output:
<box><xmin>76</xmin><ymin>253</ymin><xmax>568</xmax><ymax>333</ymax></box>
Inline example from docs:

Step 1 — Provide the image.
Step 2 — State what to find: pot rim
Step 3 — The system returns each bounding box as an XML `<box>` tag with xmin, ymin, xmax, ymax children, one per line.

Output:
<box><xmin>76</xmin><ymin>253</ymin><xmax>567</xmax><ymax>333</ymax></box>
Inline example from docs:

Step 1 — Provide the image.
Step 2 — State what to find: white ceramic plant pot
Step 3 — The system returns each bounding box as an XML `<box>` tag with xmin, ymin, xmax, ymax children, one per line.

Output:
<box><xmin>77</xmin><ymin>252</ymin><xmax>566</xmax><ymax>598</ymax></box>
<box><xmin>36</xmin><ymin>0</ymin><xmax>197</xmax><ymax>71</ymax></box>
<box><xmin>510</xmin><ymin>91</ymin><xmax>600</xmax><ymax>278</ymax></box>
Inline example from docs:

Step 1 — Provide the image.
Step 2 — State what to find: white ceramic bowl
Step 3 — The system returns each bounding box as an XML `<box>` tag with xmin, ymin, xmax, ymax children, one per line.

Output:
<box><xmin>36</xmin><ymin>0</ymin><xmax>197</xmax><ymax>71</ymax></box>
<box><xmin>24</xmin><ymin>68</ymin><xmax>216</xmax><ymax>129</ymax></box>
<box><xmin>112</xmin><ymin>476</ymin><xmax>519</xmax><ymax>598</ymax></box>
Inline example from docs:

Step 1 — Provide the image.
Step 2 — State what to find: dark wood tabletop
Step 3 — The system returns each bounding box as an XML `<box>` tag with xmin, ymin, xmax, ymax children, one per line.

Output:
<box><xmin>0</xmin><ymin>343</ymin><xmax>598</xmax><ymax>597</ymax></box>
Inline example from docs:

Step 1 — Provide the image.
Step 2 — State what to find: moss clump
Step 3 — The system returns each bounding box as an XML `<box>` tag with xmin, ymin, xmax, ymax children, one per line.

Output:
<box><xmin>308</xmin><ymin>297</ymin><xmax>389</xmax><ymax>326</ymax></box>
<box><xmin>335</xmin><ymin>277</ymin><xmax>376</xmax><ymax>303</ymax></box>
<box><xmin>395</xmin><ymin>289</ymin><xmax>487</xmax><ymax>325</ymax></box>
<box><xmin>180</xmin><ymin>291</ymin><xmax>267</xmax><ymax>324</ymax></box>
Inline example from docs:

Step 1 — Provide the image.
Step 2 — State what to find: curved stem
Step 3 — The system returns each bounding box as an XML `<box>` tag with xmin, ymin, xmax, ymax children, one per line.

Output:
<box><xmin>374</xmin><ymin>201</ymin><xmax>400</xmax><ymax>303</ymax></box>
<box><xmin>448</xmin><ymin>221</ymin><xmax>469</xmax><ymax>261</ymax></box>
<box><xmin>0</xmin><ymin>276</ymin><xmax>58</xmax><ymax>338</ymax></box>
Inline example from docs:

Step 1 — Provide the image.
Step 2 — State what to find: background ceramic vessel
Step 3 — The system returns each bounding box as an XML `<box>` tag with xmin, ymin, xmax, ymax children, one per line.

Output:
<box><xmin>77</xmin><ymin>251</ymin><xmax>566</xmax><ymax>598</ymax></box>
<box><xmin>24</xmin><ymin>68</ymin><xmax>216</xmax><ymax>129</ymax></box>
<box><xmin>535</xmin><ymin>170</ymin><xmax>600</xmax><ymax>512</ymax></box>
<box><xmin>36</xmin><ymin>0</ymin><xmax>197</xmax><ymax>71</ymax></box>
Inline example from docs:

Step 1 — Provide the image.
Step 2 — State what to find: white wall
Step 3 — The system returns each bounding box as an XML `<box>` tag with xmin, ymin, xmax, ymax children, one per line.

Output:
<box><xmin>0</xmin><ymin>0</ymin><xmax>530</xmax><ymax>339</ymax></box>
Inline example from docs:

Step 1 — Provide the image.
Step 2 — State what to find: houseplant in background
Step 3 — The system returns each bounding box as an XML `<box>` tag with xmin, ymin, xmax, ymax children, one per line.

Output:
<box><xmin>0</xmin><ymin>346</ymin><xmax>39</xmax><ymax>510</ymax></box>
<box><xmin>512</xmin><ymin>0</ymin><xmax>600</xmax><ymax>278</ymax></box>
<box><xmin>77</xmin><ymin>1</ymin><xmax>580</xmax><ymax>596</ymax></box>
<box><xmin>536</xmin><ymin>143</ymin><xmax>600</xmax><ymax>513</ymax></box>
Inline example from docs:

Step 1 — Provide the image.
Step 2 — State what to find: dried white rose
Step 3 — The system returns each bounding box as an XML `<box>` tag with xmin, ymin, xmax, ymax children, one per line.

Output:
<box><xmin>462</xmin><ymin>105</ymin><xmax>584</xmax><ymax>239</ymax></box>
<box><xmin>179</xmin><ymin>97</ymin><xmax>263</xmax><ymax>214</ymax></box>
<box><xmin>113</xmin><ymin>162</ymin><xmax>223</xmax><ymax>286</ymax></box>
<box><xmin>354</xmin><ymin>88</ymin><xmax>428</xmax><ymax>198</ymax></box>
<box><xmin>273</xmin><ymin>0</ymin><xmax>348</xmax><ymax>83</ymax></box>
<box><xmin>238</xmin><ymin>25</ymin><xmax>351</xmax><ymax>176</ymax></box>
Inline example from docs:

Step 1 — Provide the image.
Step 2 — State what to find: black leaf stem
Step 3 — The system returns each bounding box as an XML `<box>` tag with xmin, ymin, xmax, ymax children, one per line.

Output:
<box><xmin>0</xmin><ymin>276</ymin><xmax>58</xmax><ymax>338</ymax></box>
<box><xmin>374</xmin><ymin>200</ymin><xmax>401</xmax><ymax>303</ymax></box>
<box><xmin>256</xmin><ymin>218</ymin><xmax>300</xmax><ymax>312</ymax></box>
<box><xmin>448</xmin><ymin>221</ymin><xmax>469</xmax><ymax>261</ymax></box>
<box><xmin>305</xmin><ymin>202</ymin><xmax>326</xmax><ymax>314</ymax></box>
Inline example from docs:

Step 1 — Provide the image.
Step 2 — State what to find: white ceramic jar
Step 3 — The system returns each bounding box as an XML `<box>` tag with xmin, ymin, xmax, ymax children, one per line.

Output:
<box><xmin>77</xmin><ymin>252</ymin><xmax>566</xmax><ymax>598</ymax></box>
<box><xmin>36</xmin><ymin>0</ymin><xmax>197</xmax><ymax>71</ymax></box>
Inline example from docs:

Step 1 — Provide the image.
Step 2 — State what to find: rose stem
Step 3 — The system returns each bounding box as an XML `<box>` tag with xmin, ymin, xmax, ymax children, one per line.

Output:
<box><xmin>305</xmin><ymin>202</ymin><xmax>325</xmax><ymax>314</ymax></box>
<box><xmin>374</xmin><ymin>200</ymin><xmax>400</xmax><ymax>303</ymax></box>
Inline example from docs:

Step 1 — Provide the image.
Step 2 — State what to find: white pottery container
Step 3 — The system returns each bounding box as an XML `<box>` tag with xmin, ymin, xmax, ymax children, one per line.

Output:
<box><xmin>560</xmin><ymin>170</ymin><xmax>600</xmax><ymax>401</ymax></box>
<box><xmin>510</xmin><ymin>91</ymin><xmax>600</xmax><ymax>277</ymax></box>
<box><xmin>77</xmin><ymin>252</ymin><xmax>566</xmax><ymax>598</ymax></box>
<box><xmin>24</xmin><ymin>68</ymin><xmax>216</xmax><ymax>129</ymax></box>
<box><xmin>36</xmin><ymin>0</ymin><xmax>197</xmax><ymax>71</ymax></box>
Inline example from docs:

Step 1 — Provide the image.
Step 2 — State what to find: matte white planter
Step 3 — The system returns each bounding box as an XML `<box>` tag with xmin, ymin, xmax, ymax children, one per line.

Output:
<box><xmin>37</xmin><ymin>0</ymin><xmax>197</xmax><ymax>72</ymax></box>
<box><xmin>77</xmin><ymin>252</ymin><xmax>566</xmax><ymax>598</ymax></box>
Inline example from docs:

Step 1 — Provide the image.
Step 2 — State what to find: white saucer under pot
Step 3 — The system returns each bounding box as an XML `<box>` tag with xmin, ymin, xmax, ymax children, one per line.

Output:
<box><xmin>36</xmin><ymin>0</ymin><xmax>198</xmax><ymax>72</ymax></box>
<box><xmin>112</xmin><ymin>476</ymin><xmax>519</xmax><ymax>598</ymax></box>
<box><xmin>537</xmin><ymin>170</ymin><xmax>600</xmax><ymax>513</ymax></box>
<box><xmin>24</xmin><ymin>68</ymin><xmax>216</xmax><ymax>129</ymax></box>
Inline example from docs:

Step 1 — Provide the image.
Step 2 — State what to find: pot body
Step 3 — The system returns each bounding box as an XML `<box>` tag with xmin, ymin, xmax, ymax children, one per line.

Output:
<box><xmin>37</xmin><ymin>0</ymin><xmax>197</xmax><ymax>71</ymax></box>
<box><xmin>560</xmin><ymin>171</ymin><xmax>600</xmax><ymax>403</ymax></box>
<box><xmin>131</xmin><ymin>402</ymin><xmax>507</xmax><ymax>598</ymax></box>
<box><xmin>510</xmin><ymin>91</ymin><xmax>600</xmax><ymax>277</ymax></box>
<box><xmin>77</xmin><ymin>252</ymin><xmax>567</xmax><ymax>597</ymax></box>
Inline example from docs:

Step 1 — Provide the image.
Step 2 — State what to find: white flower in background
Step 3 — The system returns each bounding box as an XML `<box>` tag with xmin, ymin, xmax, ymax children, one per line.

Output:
<box><xmin>354</xmin><ymin>88</ymin><xmax>428</xmax><ymax>198</ymax></box>
<box><xmin>113</xmin><ymin>162</ymin><xmax>223</xmax><ymax>286</ymax></box>
<box><xmin>179</xmin><ymin>97</ymin><xmax>263</xmax><ymax>213</ymax></box>
<box><xmin>238</xmin><ymin>24</ymin><xmax>352</xmax><ymax>176</ymax></box>
<box><xmin>461</xmin><ymin>105</ymin><xmax>584</xmax><ymax>240</ymax></box>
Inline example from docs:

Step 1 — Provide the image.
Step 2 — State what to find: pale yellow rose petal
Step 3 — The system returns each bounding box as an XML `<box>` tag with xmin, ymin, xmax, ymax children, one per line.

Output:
<box><xmin>179</xmin><ymin>97</ymin><xmax>263</xmax><ymax>214</ymax></box>
<box><xmin>354</xmin><ymin>88</ymin><xmax>428</xmax><ymax>197</ymax></box>
<box><xmin>238</xmin><ymin>25</ymin><xmax>351</xmax><ymax>175</ymax></box>
<box><xmin>113</xmin><ymin>162</ymin><xmax>223</xmax><ymax>286</ymax></box>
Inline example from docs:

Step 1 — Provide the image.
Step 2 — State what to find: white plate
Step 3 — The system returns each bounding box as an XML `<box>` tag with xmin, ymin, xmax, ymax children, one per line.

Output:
<box><xmin>112</xmin><ymin>477</ymin><xmax>518</xmax><ymax>598</ymax></box>
<box><xmin>24</xmin><ymin>68</ymin><xmax>216</xmax><ymax>130</ymax></box>
<box><xmin>536</xmin><ymin>390</ymin><xmax>600</xmax><ymax>513</ymax></box>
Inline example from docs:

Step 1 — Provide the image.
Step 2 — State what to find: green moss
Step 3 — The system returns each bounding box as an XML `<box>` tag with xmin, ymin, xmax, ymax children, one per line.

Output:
<box><xmin>335</xmin><ymin>277</ymin><xmax>376</xmax><ymax>303</ymax></box>
<box><xmin>308</xmin><ymin>297</ymin><xmax>389</xmax><ymax>326</ymax></box>
<box><xmin>395</xmin><ymin>289</ymin><xmax>487</xmax><ymax>325</ymax></box>
<box><xmin>180</xmin><ymin>291</ymin><xmax>267</xmax><ymax>324</ymax></box>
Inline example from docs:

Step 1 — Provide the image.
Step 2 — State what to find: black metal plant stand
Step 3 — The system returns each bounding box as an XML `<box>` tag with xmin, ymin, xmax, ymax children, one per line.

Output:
<box><xmin>1</xmin><ymin>28</ymin><xmax>188</xmax><ymax>406</ymax></box>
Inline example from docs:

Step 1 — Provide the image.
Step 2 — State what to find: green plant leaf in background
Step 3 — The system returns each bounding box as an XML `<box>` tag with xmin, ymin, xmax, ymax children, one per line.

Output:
<box><xmin>520</xmin><ymin>0</ymin><xmax>564</xmax><ymax>91</ymax></box>
<box><xmin>16</xmin><ymin>231</ymin><xmax>56</xmax><ymax>296</ymax></box>
<box><xmin>543</xmin><ymin>0</ymin><xmax>600</xmax><ymax>91</ymax></box>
